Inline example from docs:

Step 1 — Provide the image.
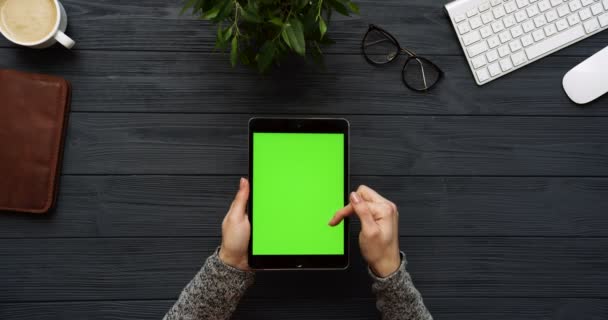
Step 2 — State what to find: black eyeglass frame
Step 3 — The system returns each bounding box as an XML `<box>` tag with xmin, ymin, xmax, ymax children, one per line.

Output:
<box><xmin>361</xmin><ymin>24</ymin><xmax>444</xmax><ymax>92</ymax></box>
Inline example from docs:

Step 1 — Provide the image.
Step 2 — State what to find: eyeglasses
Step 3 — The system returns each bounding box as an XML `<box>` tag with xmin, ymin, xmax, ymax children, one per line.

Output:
<box><xmin>362</xmin><ymin>24</ymin><xmax>443</xmax><ymax>92</ymax></box>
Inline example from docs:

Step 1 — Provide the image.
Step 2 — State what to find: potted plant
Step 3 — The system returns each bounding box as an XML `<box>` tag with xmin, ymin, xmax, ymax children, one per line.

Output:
<box><xmin>182</xmin><ymin>0</ymin><xmax>359</xmax><ymax>72</ymax></box>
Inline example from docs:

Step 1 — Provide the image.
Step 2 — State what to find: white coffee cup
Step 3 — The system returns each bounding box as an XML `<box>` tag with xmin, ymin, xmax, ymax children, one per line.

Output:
<box><xmin>0</xmin><ymin>0</ymin><xmax>75</xmax><ymax>49</ymax></box>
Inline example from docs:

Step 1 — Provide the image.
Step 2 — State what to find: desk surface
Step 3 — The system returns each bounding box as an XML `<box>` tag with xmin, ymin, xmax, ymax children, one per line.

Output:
<box><xmin>2</xmin><ymin>0</ymin><xmax>608</xmax><ymax>319</ymax></box>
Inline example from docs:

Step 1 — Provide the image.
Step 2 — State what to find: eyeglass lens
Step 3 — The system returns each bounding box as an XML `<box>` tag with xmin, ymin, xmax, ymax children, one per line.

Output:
<box><xmin>403</xmin><ymin>57</ymin><xmax>441</xmax><ymax>91</ymax></box>
<box><xmin>363</xmin><ymin>29</ymin><xmax>399</xmax><ymax>64</ymax></box>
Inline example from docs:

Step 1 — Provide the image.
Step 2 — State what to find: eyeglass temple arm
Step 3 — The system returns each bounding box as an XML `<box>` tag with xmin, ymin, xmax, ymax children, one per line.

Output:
<box><xmin>363</xmin><ymin>38</ymin><xmax>395</xmax><ymax>47</ymax></box>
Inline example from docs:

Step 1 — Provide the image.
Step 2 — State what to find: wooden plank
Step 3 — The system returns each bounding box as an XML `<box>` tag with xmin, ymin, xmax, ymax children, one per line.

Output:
<box><xmin>2</xmin><ymin>298</ymin><xmax>608</xmax><ymax>320</ymax></box>
<box><xmin>2</xmin><ymin>50</ymin><xmax>607</xmax><ymax>115</ymax></box>
<box><xmin>1</xmin><ymin>237</ymin><xmax>607</xmax><ymax>301</ymax></box>
<box><xmin>59</xmin><ymin>114</ymin><xmax>608</xmax><ymax>175</ymax></box>
<box><xmin>0</xmin><ymin>0</ymin><xmax>605</xmax><ymax>57</ymax></box>
<box><xmin>2</xmin><ymin>176</ymin><xmax>608</xmax><ymax>238</ymax></box>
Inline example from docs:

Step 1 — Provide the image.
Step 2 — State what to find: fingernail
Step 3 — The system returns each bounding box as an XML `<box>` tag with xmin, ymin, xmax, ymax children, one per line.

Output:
<box><xmin>350</xmin><ymin>192</ymin><xmax>361</xmax><ymax>204</ymax></box>
<box><xmin>239</xmin><ymin>177</ymin><xmax>246</xmax><ymax>189</ymax></box>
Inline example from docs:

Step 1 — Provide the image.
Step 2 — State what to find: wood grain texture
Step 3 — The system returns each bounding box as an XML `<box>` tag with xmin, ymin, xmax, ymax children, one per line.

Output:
<box><xmin>2</xmin><ymin>50</ymin><xmax>607</xmax><ymax>115</ymax></box>
<box><xmin>59</xmin><ymin>113</ymin><xmax>608</xmax><ymax>175</ymax></box>
<box><xmin>2</xmin><ymin>298</ymin><xmax>608</xmax><ymax>320</ymax></box>
<box><xmin>1</xmin><ymin>237</ymin><xmax>608</xmax><ymax>302</ymax></box>
<box><xmin>2</xmin><ymin>176</ymin><xmax>608</xmax><ymax>238</ymax></box>
<box><xmin>0</xmin><ymin>0</ymin><xmax>605</xmax><ymax>57</ymax></box>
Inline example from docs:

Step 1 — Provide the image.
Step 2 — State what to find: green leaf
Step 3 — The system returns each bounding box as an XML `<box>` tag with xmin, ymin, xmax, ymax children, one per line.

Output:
<box><xmin>201</xmin><ymin>4</ymin><xmax>221</xmax><ymax>19</ymax></box>
<box><xmin>348</xmin><ymin>1</ymin><xmax>360</xmax><ymax>14</ymax></box>
<box><xmin>223</xmin><ymin>26</ymin><xmax>233</xmax><ymax>40</ymax></box>
<box><xmin>257</xmin><ymin>41</ymin><xmax>276</xmax><ymax>72</ymax></box>
<box><xmin>216</xmin><ymin>0</ymin><xmax>234</xmax><ymax>20</ymax></box>
<box><xmin>281</xmin><ymin>18</ymin><xmax>306</xmax><ymax>56</ymax></box>
<box><xmin>328</xmin><ymin>0</ymin><xmax>350</xmax><ymax>16</ymax></box>
<box><xmin>319</xmin><ymin>17</ymin><xmax>327</xmax><ymax>38</ymax></box>
<box><xmin>230</xmin><ymin>37</ymin><xmax>238</xmax><ymax>67</ymax></box>
<box><xmin>241</xmin><ymin>5</ymin><xmax>263</xmax><ymax>23</ymax></box>
<box><xmin>269</xmin><ymin>17</ymin><xmax>284</xmax><ymax>26</ymax></box>
<box><xmin>180</xmin><ymin>0</ymin><xmax>198</xmax><ymax>15</ymax></box>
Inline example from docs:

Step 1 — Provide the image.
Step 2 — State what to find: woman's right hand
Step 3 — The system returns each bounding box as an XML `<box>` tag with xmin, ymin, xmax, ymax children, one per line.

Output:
<box><xmin>328</xmin><ymin>185</ymin><xmax>401</xmax><ymax>278</ymax></box>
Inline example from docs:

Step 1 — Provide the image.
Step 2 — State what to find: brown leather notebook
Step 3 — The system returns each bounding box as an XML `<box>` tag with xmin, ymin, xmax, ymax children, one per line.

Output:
<box><xmin>0</xmin><ymin>69</ymin><xmax>71</xmax><ymax>214</ymax></box>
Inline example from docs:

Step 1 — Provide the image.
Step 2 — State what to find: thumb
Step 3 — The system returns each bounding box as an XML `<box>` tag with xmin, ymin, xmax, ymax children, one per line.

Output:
<box><xmin>229</xmin><ymin>177</ymin><xmax>250</xmax><ymax>216</ymax></box>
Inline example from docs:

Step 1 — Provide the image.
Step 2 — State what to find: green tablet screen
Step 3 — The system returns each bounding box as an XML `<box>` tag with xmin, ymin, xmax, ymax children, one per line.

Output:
<box><xmin>252</xmin><ymin>133</ymin><xmax>345</xmax><ymax>255</ymax></box>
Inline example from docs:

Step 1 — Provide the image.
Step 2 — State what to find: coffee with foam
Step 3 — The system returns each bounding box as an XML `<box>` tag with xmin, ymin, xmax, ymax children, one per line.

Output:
<box><xmin>0</xmin><ymin>0</ymin><xmax>57</xmax><ymax>44</ymax></box>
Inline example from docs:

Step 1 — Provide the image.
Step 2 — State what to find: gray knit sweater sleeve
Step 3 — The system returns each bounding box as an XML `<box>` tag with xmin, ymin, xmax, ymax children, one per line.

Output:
<box><xmin>163</xmin><ymin>248</ymin><xmax>255</xmax><ymax>320</ymax></box>
<box><xmin>164</xmin><ymin>250</ymin><xmax>430</xmax><ymax>320</ymax></box>
<box><xmin>369</xmin><ymin>252</ymin><xmax>433</xmax><ymax>320</ymax></box>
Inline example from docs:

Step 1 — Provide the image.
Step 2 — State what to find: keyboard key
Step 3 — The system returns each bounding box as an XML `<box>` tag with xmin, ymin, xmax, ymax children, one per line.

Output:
<box><xmin>581</xmin><ymin>0</ymin><xmax>593</xmax><ymax>6</ymax></box>
<box><xmin>544</xmin><ymin>23</ymin><xmax>558</xmax><ymax>35</ymax></box>
<box><xmin>599</xmin><ymin>12</ymin><xmax>608</xmax><ymax>26</ymax></box>
<box><xmin>491</xmin><ymin>0</ymin><xmax>503</xmax><ymax>6</ymax></box>
<box><xmin>504</xmin><ymin>15</ymin><xmax>517</xmax><ymax>27</ymax></box>
<box><xmin>505</xmin><ymin>1</ymin><xmax>518</xmax><ymax>12</ymax></box>
<box><xmin>458</xmin><ymin>21</ymin><xmax>472</xmax><ymax>34</ymax></box>
<box><xmin>492</xmin><ymin>20</ymin><xmax>505</xmax><ymax>32</ymax></box>
<box><xmin>488</xmin><ymin>35</ymin><xmax>502</xmax><ymax>47</ymax></box>
<box><xmin>467</xmin><ymin>8</ymin><xmax>479</xmax><ymax>17</ymax></box>
<box><xmin>511</xmin><ymin>51</ymin><xmax>528</xmax><ymax>65</ymax></box>
<box><xmin>557</xmin><ymin>4</ymin><xmax>570</xmax><ymax>16</ymax></box>
<box><xmin>511</xmin><ymin>24</ymin><xmax>525</xmax><ymax>37</ymax></box>
<box><xmin>568</xmin><ymin>13</ymin><xmax>581</xmax><ymax>24</ymax></box>
<box><xmin>539</xmin><ymin>0</ymin><xmax>552</xmax><ymax>11</ymax></box>
<box><xmin>534</xmin><ymin>14</ymin><xmax>548</xmax><ymax>26</ymax></box>
<box><xmin>604</xmin><ymin>0</ymin><xmax>608</xmax><ymax>10</ymax></box>
<box><xmin>488</xmin><ymin>62</ymin><xmax>502</xmax><ymax>76</ymax></box>
<box><xmin>468</xmin><ymin>41</ymin><xmax>489</xmax><ymax>57</ymax></box>
<box><xmin>463</xmin><ymin>30</ymin><xmax>482</xmax><ymax>45</ymax></box>
<box><xmin>480</xmin><ymin>26</ymin><xmax>494</xmax><ymax>38</ymax></box>
<box><xmin>591</xmin><ymin>3</ymin><xmax>604</xmax><ymax>15</ymax></box>
<box><xmin>479</xmin><ymin>1</ymin><xmax>492</xmax><ymax>11</ymax></box>
<box><xmin>499</xmin><ymin>30</ymin><xmax>512</xmax><ymax>42</ymax></box>
<box><xmin>546</xmin><ymin>9</ymin><xmax>559</xmax><ymax>21</ymax></box>
<box><xmin>482</xmin><ymin>12</ymin><xmax>494</xmax><ymax>23</ymax></box>
<box><xmin>477</xmin><ymin>68</ymin><xmax>491</xmax><ymax>82</ymax></box>
<box><xmin>523</xmin><ymin>20</ymin><xmax>536</xmax><ymax>32</ymax></box>
<box><xmin>499</xmin><ymin>58</ymin><xmax>514</xmax><ymax>70</ymax></box>
<box><xmin>454</xmin><ymin>13</ymin><xmax>467</xmax><ymax>23</ymax></box>
<box><xmin>472</xmin><ymin>55</ymin><xmax>487</xmax><ymax>68</ymax></box>
<box><xmin>509</xmin><ymin>38</ymin><xmax>523</xmax><ymax>51</ymax></box>
<box><xmin>470</xmin><ymin>16</ymin><xmax>483</xmax><ymax>28</ymax></box>
<box><xmin>583</xmin><ymin>16</ymin><xmax>600</xmax><ymax>32</ymax></box>
<box><xmin>498</xmin><ymin>44</ymin><xmax>511</xmax><ymax>56</ymax></box>
<box><xmin>493</xmin><ymin>6</ymin><xmax>507</xmax><ymax>18</ymax></box>
<box><xmin>550</xmin><ymin>0</ymin><xmax>563</xmax><ymax>7</ymax></box>
<box><xmin>515</xmin><ymin>10</ymin><xmax>528</xmax><ymax>21</ymax></box>
<box><xmin>579</xmin><ymin>7</ymin><xmax>593</xmax><ymax>20</ymax></box>
<box><xmin>521</xmin><ymin>34</ymin><xmax>535</xmax><ymax>46</ymax></box>
<box><xmin>533</xmin><ymin>28</ymin><xmax>546</xmax><ymax>40</ymax></box>
<box><xmin>556</xmin><ymin>18</ymin><xmax>569</xmax><ymax>29</ymax></box>
<box><xmin>569</xmin><ymin>0</ymin><xmax>582</xmax><ymax>11</ymax></box>
<box><xmin>528</xmin><ymin>4</ymin><xmax>541</xmax><ymax>16</ymax></box>
<box><xmin>486</xmin><ymin>49</ymin><xmax>500</xmax><ymax>61</ymax></box>
<box><xmin>525</xmin><ymin>24</ymin><xmax>585</xmax><ymax>59</ymax></box>
<box><xmin>517</xmin><ymin>0</ymin><xmax>529</xmax><ymax>8</ymax></box>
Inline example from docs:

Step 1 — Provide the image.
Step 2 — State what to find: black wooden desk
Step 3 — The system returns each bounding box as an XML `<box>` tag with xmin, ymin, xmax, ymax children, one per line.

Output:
<box><xmin>2</xmin><ymin>0</ymin><xmax>608</xmax><ymax>319</ymax></box>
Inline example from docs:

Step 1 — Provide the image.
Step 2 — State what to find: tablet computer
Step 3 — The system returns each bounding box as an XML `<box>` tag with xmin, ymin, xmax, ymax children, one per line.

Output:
<box><xmin>248</xmin><ymin>118</ymin><xmax>350</xmax><ymax>270</ymax></box>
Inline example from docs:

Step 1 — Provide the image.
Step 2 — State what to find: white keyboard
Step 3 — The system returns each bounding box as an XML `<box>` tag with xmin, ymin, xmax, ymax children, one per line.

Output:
<box><xmin>446</xmin><ymin>0</ymin><xmax>608</xmax><ymax>85</ymax></box>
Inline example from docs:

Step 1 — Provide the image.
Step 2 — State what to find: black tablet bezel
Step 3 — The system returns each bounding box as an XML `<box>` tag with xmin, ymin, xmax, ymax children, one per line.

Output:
<box><xmin>248</xmin><ymin>118</ymin><xmax>350</xmax><ymax>270</ymax></box>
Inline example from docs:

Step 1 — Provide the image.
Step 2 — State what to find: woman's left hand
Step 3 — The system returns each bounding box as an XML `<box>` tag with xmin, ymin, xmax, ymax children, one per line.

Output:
<box><xmin>219</xmin><ymin>178</ymin><xmax>251</xmax><ymax>271</ymax></box>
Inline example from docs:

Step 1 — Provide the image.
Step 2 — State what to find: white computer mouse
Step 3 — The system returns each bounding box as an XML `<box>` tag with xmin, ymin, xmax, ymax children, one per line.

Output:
<box><xmin>563</xmin><ymin>46</ymin><xmax>608</xmax><ymax>105</ymax></box>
